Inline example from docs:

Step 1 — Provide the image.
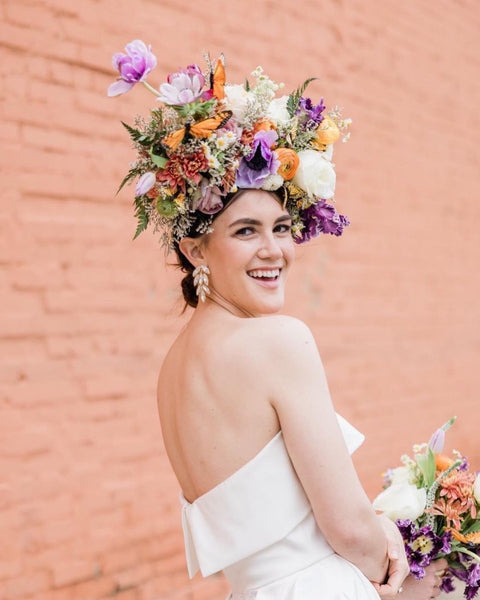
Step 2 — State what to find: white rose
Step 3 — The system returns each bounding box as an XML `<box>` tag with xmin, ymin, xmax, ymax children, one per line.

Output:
<box><xmin>223</xmin><ymin>84</ymin><xmax>253</xmax><ymax>121</ymax></box>
<box><xmin>474</xmin><ymin>473</ymin><xmax>480</xmax><ymax>504</ymax></box>
<box><xmin>267</xmin><ymin>96</ymin><xmax>291</xmax><ymax>126</ymax></box>
<box><xmin>372</xmin><ymin>483</ymin><xmax>427</xmax><ymax>522</ymax></box>
<box><xmin>292</xmin><ymin>149</ymin><xmax>336</xmax><ymax>199</ymax></box>
<box><xmin>261</xmin><ymin>174</ymin><xmax>284</xmax><ymax>191</ymax></box>
<box><xmin>321</xmin><ymin>144</ymin><xmax>334</xmax><ymax>162</ymax></box>
<box><xmin>390</xmin><ymin>466</ymin><xmax>415</xmax><ymax>486</ymax></box>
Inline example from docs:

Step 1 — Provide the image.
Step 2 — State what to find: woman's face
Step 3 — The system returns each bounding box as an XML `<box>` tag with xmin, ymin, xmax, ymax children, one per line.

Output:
<box><xmin>201</xmin><ymin>190</ymin><xmax>295</xmax><ymax>316</ymax></box>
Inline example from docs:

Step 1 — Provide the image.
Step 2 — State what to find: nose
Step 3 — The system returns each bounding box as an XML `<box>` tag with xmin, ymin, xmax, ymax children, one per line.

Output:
<box><xmin>257</xmin><ymin>232</ymin><xmax>283</xmax><ymax>260</ymax></box>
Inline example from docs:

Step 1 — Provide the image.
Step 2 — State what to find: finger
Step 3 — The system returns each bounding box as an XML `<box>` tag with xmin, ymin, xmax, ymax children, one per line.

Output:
<box><xmin>383</xmin><ymin>570</ymin><xmax>407</xmax><ymax>595</ymax></box>
<box><xmin>387</xmin><ymin>543</ymin><xmax>401</xmax><ymax>560</ymax></box>
<box><xmin>374</xmin><ymin>583</ymin><xmax>402</xmax><ymax>600</ymax></box>
<box><xmin>433</xmin><ymin>558</ymin><xmax>448</xmax><ymax>572</ymax></box>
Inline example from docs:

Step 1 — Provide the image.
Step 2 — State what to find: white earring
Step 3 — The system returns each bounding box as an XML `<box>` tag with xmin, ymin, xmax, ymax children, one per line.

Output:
<box><xmin>193</xmin><ymin>265</ymin><xmax>210</xmax><ymax>303</ymax></box>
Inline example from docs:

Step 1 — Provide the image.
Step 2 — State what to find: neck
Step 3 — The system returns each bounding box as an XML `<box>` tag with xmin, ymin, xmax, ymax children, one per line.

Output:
<box><xmin>203</xmin><ymin>289</ymin><xmax>256</xmax><ymax>318</ymax></box>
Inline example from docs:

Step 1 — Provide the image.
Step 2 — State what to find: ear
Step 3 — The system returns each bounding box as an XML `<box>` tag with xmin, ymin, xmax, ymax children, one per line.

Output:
<box><xmin>178</xmin><ymin>237</ymin><xmax>208</xmax><ymax>267</ymax></box>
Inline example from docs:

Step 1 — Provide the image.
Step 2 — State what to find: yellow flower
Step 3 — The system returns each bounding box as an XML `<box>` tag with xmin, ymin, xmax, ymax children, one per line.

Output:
<box><xmin>174</xmin><ymin>193</ymin><xmax>186</xmax><ymax>208</ymax></box>
<box><xmin>313</xmin><ymin>116</ymin><xmax>340</xmax><ymax>149</ymax></box>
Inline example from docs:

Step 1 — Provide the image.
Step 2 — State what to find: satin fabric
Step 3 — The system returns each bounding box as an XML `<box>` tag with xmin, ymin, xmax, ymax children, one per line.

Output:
<box><xmin>180</xmin><ymin>414</ymin><xmax>380</xmax><ymax>599</ymax></box>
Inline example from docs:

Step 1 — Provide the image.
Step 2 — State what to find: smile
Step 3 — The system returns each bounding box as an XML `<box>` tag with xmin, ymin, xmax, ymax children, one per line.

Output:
<box><xmin>247</xmin><ymin>268</ymin><xmax>281</xmax><ymax>282</ymax></box>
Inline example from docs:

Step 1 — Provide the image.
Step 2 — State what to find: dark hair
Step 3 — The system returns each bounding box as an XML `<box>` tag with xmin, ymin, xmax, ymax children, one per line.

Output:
<box><xmin>174</xmin><ymin>189</ymin><xmax>283</xmax><ymax>309</ymax></box>
<box><xmin>173</xmin><ymin>211</ymin><xmax>208</xmax><ymax>310</ymax></box>
<box><xmin>174</xmin><ymin>238</ymin><xmax>201</xmax><ymax>310</ymax></box>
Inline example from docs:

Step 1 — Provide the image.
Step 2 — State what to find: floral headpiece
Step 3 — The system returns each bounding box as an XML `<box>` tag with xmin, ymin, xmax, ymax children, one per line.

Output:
<box><xmin>108</xmin><ymin>40</ymin><xmax>352</xmax><ymax>249</ymax></box>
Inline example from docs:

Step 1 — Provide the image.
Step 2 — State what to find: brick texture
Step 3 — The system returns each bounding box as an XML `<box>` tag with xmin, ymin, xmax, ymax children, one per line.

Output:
<box><xmin>1</xmin><ymin>0</ymin><xmax>479</xmax><ymax>598</ymax></box>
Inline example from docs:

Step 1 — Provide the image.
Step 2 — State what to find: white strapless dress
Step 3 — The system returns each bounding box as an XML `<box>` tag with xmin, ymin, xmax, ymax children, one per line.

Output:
<box><xmin>180</xmin><ymin>415</ymin><xmax>380</xmax><ymax>599</ymax></box>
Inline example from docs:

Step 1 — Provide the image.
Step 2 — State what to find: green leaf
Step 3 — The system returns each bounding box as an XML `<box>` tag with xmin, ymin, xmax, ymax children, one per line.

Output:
<box><xmin>173</xmin><ymin>99</ymin><xmax>216</xmax><ymax>120</ymax></box>
<box><xmin>463</xmin><ymin>520</ymin><xmax>480</xmax><ymax>535</ymax></box>
<box><xmin>132</xmin><ymin>198</ymin><xmax>149</xmax><ymax>240</ymax></box>
<box><xmin>121</xmin><ymin>122</ymin><xmax>153</xmax><ymax>146</ymax></box>
<box><xmin>244</xmin><ymin>78</ymin><xmax>250</xmax><ymax>92</ymax></box>
<box><xmin>286</xmin><ymin>77</ymin><xmax>318</xmax><ymax>117</ymax></box>
<box><xmin>415</xmin><ymin>447</ymin><xmax>436</xmax><ymax>487</ymax></box>
<box><xmin>149</xmin><ymin>148</ymin><xmax>168</xmax><ymax>168</ymax></box>
<box><xmin>192</xmin><ymin>99</ymin><xmax>216</xmax><ymax>119</ymax></box>
<box><xmin>116</xmin><ymin>167</ymin><xmax>140</xmax><ymax>195</ymax></box>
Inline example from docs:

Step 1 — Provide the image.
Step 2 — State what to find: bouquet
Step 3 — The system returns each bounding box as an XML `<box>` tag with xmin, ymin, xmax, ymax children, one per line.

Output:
<box><xmin>373</xmin><ymin>417</ymin><xmax>480</xmax><ymax>599</ymax></box>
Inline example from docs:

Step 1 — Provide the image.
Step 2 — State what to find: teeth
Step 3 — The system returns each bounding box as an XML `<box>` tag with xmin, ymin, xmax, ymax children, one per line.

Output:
<box><xmin>248</xmin><ymin>269</ymin><xmax>280</xmax><ymax>278</ymax></box>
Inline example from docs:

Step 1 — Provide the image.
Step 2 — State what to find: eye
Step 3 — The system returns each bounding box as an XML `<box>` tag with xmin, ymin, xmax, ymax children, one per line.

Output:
<box><xmin>274</xmin><ymin>223</ymin><xmax>292</xmax><ymax>234</ymax></box>
<box><xmin>235</xmin><ymin>226</ymin><xmax>255</xmax><ymax>236</ymax></box>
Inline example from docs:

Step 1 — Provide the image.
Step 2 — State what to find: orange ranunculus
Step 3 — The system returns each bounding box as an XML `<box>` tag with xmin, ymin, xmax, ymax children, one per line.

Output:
<box><xmin>435</xmin><ymin>454</ymin><xmax>455</xmax><ymax>471</ymax></box>
<box><xmin>313</xmin><ymin>116</ymin><xmax>340</xmax><ymax>149</ymax></box>
<box><xmin>276</xmin><ymin>148</ymin><xmax>299</xmax><ymax>181</ymax></box>
<box><xmin>253</xmin><ymin>119</ymin><xmax>275</xmax><ymax>134</ymax></box>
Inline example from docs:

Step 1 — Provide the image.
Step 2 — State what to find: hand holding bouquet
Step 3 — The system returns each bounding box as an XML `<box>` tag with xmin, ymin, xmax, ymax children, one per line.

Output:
<box><xmin>373</xmin><ymin>418</ymin><xmax>480</xmax><ymax>599</ymax></box>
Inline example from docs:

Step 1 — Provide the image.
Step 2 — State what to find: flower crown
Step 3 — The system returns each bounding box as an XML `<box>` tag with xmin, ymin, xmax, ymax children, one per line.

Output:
<box><xmin>108</xmin><ymin>40</ymin><xmax>352</xmax><ymax>249</ymax></box>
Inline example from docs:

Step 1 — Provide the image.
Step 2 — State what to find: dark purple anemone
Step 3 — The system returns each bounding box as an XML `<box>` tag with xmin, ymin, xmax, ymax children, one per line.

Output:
<box><xmin>296</xmin><ymin>200</ymin><xmax>349</xmax><ymax>243</ymax></box>
<box><xmin>396</xmin><ymin>519</ymin><xmax>452</xmax><ymax>579</ymax></box>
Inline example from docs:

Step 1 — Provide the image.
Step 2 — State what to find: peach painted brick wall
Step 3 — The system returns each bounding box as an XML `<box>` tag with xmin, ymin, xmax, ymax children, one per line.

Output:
<box><xmin>1</xmin><ymin>0</ymin><xmax>479</xmax><ymax>598</ymax></box>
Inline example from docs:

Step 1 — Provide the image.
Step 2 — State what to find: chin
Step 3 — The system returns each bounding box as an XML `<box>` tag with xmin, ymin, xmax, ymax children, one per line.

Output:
<box><xmin>247</xmin><ymin>293</ymin><xmax>286</xmax><ymax>316</ymax></box>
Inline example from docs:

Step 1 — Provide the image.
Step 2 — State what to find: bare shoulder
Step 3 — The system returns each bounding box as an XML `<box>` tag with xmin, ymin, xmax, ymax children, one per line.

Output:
<box><xmin>234</xmin><ymin>314</ymin><xmax>315</xmax><ymax>353</ymax></box>
<box><xmin>253</xmin><ymin>315</ymin><xmax>320</xmax><ymax>367</ymax></box>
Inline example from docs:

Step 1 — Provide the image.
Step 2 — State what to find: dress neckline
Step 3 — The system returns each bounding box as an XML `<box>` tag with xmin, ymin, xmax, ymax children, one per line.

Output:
<box><xmin>181</xmin><ymin>430</ymin><xmax>283</xmax><ymax>507</ymax></box>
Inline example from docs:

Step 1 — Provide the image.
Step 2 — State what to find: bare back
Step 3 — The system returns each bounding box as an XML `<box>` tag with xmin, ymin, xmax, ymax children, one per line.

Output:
<box><xmin>157</xmin><ymin>310</ymin><xmax>280</xmax><ymax>503</ymax></box>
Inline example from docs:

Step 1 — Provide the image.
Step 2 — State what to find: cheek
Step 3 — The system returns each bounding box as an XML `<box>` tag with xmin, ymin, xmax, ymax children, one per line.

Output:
<box><xmin>282</xmin><ymin>239</ymin><xmax>296</xmax><ymax>265</ymax></box>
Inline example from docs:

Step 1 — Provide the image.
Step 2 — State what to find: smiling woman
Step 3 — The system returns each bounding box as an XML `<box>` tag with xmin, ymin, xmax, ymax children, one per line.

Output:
<box><xmin>107</xmin><ymin>44</ymin><xmax>441</xmax><ymax>600</ymax></box>
<box><xmin>175</xmin><ymin>190</ymin><xmax>294</xmax><ymax>316</ymax></box>
<box><xmin>155</xmin><ymin>184</ymin><xmax>411</xmax><ymax>600</ymax></box>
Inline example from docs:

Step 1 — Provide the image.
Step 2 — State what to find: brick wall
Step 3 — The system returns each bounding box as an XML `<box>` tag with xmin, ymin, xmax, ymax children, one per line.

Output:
<box><xmin>1</xmin><ymin>0</ymin><xmax>479</xmax><ymax>598</ymax></box>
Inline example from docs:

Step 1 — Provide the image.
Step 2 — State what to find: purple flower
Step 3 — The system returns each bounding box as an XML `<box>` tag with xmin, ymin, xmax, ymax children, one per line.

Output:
<box><xmin>296</xmin><ymin>199</ymin><xmax>349</xmax><ymax>243</ymax></box>
<box><xmin>439</xmin><ymin>574</ymin><xmax>456</xmax><ymax>594</ymax></box>
<box><xmin>429</xmin><ymin>428</ymin><xmax>445</xmax><ymax>453</ymax></box>
<box><xmin>396</xmin><ymin>520</ymin><xmax>451</xmax><ymax>580</ymax></box>
<box><xmin>159</xmin><ymin>64</ymin><xmax>205</xmax><ymax>105</ymax></box>
<box><xmin>196</xmin><ymin>180</ymin><xmax>224</xmax><ymax>214</ymax></box>
<box><xmin>235</xmin><ymin>130</ymin><xmax>280</xmax><ymax>188</ymax></box>
<box><xmin>297</xmin><ymin>96</ymin><xmax>326</xmax><ymax>129</ymax></box>
<box><xmin>135</xmin><ymin>172</ymin><xmax>156</xmax><ymax>196</ymax></box>
<box><xmin>108</xmin><ymin>40</ymin><xmax>157</xmax><ymax>97</ymax></box>
<box><xmin>465</xmin><ymin>563</ymin><xmax>480</xmax><ymax>600</ymax></box>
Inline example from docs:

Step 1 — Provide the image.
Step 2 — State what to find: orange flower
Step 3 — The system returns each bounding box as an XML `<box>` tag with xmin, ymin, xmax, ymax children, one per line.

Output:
<box><xmin>241</xmin><ymin>129</ymin><xmax>255</xmax><ymax>146</ymax></box>
<box><xmin>436</xmin><ymin>454</ymin><xmax>454</xmax><ymax>471</ymax></box>
<box><xmin>440</xmin><ymin>470</ymin><xmax>476</xmax><ymax>508</ymax></box>
<box><xmin>448</xmin><ymin>528</ymin><xmax>467</xmax><ymax>542</ymax></box>
<box><xmin>313</xmin><ymin>116</ymin><xmax>340</xmax><ymax>149</ymax></box>
<box><xmin>465</xmin><ymin>531</ymin><xmax>480</xmax><ymax>544</ymax></box>
<box><xmin>253</xmin><ymin>119</ymin><xmax>275</xmax><ymax>134</ymax></box>
<box><xmin>276</xmin><ymin>148</ymin><xmax>299</xmax><ymax>181</ymax></box>
<box><xmin>432</xmin><ymin>497</ymin><xmax>465</xmax><ymax>530</ymax></box>
<box><xmin>448</xmin><ymin>529</ymin><xmax>480</xmax><ymax>544</ymax></box>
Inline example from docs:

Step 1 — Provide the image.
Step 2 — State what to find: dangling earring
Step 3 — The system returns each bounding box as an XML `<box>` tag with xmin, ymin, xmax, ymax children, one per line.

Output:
<box><xmin>193</xmin><ymin>265</ymin><xmax>210</xmax><ymax>303</ymax></box>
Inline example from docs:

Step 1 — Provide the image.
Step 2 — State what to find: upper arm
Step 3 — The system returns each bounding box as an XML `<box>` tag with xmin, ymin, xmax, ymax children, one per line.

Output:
<box><xmin>266</xmin><ymin>317</ymin><xmax>379</xmax><ymax>546</ymax></box>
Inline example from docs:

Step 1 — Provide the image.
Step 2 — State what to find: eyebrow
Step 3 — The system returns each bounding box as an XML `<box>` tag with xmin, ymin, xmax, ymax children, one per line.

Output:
<box><xmin>228</xmin><ymin>215</ymin><xmax>292</xmax><ymax>228</ymax></box>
